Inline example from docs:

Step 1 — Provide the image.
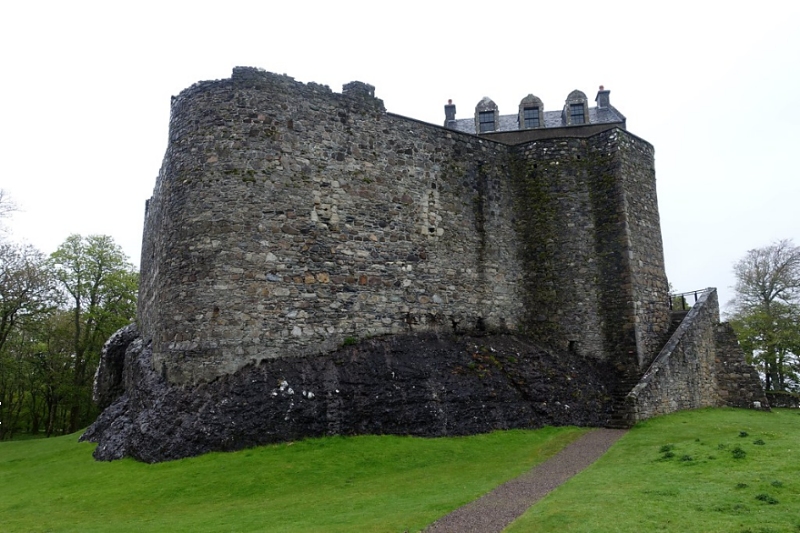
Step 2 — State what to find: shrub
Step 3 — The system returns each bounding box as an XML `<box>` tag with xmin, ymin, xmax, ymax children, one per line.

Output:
<box><xmin>755</xmin><ymin>493</ymin><xmax>779</xmax><ymax>504</ymax></box>
<box><xmin>342</xmin><ymin>337</ymin><xmax>358</xmax><ymax>347</ymax></box>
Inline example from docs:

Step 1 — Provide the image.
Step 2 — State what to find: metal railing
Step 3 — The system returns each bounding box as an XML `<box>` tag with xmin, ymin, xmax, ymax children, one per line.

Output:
<box><xmin>669</xmin><ymin>288</ymin><xmax>713</xmax><ymax>311</ymax></box>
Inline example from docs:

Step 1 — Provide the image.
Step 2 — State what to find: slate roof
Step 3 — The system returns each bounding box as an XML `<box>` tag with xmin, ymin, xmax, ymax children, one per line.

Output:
<box><xmin>450</xmin><ymin>106</ymin><xmax>626</xmax><ymax>135</ymax></box>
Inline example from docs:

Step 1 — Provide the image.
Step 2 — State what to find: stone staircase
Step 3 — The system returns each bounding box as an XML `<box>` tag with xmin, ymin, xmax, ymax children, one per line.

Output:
<box><xmin>606</xmin><ymin>377</ymin><xmax>643</xmax><ymax>428</ymax></box>
<box><xmin>606</xmin><ymin>310</ymin><xmax>689</xmax><ymax>428</ymax></box>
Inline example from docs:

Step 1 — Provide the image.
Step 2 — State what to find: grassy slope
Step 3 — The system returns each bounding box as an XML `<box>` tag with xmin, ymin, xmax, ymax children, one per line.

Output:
<box><xmin>506</xmin><ymin>408</ymin><xmax>800</xmax><ymax>533</ymax></box>
<box><xmin>0</xmin><ymin>426</ymin><xmax>587</xmax><ymax>533</ymax></box>
<box><xmin>4</xmin><ymin>409</ymin><xmax>799</xmax><ymax>533</ymax></box>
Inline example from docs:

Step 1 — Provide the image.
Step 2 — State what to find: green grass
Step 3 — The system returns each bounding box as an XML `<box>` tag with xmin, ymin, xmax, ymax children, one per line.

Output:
<box><xmin>506</xmin><ymin>408</ymin><xmax>800</xmax><ymax>533</ymax></box>
<box><xmin>4</xmin><ymin>409</ymin><xmax>799</xmax><ymax>533</ymax></box>
<box><xmin>0</xmin><ymin>426</ymin><xmax>587</xmax><ymax>533</ymax></box>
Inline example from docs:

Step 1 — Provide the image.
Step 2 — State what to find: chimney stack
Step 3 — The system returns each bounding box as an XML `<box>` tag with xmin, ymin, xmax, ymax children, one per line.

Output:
<box><xmin>595</xmin><ymin>85</ymin><xmax>610</xmax><ymax>109</ymax></box>
<box><xmin>444</xmin><ymin>99</ymin><xmax>457</xmax><ymax>129</ymax></box>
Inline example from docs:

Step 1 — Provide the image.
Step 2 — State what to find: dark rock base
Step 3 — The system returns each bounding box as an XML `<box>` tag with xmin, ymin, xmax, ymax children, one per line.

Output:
<box><xmin>82</xmin><ymin>332</ymin><xmax>618</xmax><ymax>463</ymax></box>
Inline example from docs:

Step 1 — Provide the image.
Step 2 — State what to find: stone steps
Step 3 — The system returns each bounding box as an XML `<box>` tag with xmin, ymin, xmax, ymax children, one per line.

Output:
<box><xmin>607</xmin><ymin>311</ymin><xmax>689</xmax><ymax>428</ymax></box>
<box><xmin>606</xmin><ymin>380</ymin><xmax>641</xmax><ymax>429</ymax></box>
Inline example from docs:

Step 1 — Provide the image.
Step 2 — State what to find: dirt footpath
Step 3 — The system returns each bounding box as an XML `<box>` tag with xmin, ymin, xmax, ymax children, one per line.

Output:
<box><xmin>424</xmin><ymin>428</ymin><xmax>626</xmax><ymax>533</ymax></box>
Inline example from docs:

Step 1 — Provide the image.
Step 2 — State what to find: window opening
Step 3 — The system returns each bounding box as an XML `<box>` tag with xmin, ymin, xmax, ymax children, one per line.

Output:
<box><xmin>570</xmin><ymin>103</ymin><xmax>585</xmax><ymax>125</ymax></box>
<box><xmin>523</xmin><ymin>107</ymin><xmax>539</xmax><ymax>128</ymax></box>
<box><xmin>479</xmin><ymin>111</ymin><xmax>495</xmax><ymax>132</ymax></box>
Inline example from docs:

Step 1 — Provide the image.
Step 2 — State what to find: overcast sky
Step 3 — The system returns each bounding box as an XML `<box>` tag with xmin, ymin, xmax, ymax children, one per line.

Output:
<box><xmin>1</xmin><ymin>1</ymin><xmax>798</xmax><ymax>313</ymax></box>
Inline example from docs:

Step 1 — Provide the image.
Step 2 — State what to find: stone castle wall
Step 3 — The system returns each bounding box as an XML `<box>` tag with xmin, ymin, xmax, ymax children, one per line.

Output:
<box><xmin>511</xmin><ymin>133</ymin><xmax>669</xmax><ymax>377</ymax></box>
<box><xmin>617</xmin><ymin>134</ymin><xmax>672</xmax><ymax>368</ymax></box>
<box><xmin>139</xmin><ymin>67</ymin><xmax>670</xmax><ymax>385</ymax></box>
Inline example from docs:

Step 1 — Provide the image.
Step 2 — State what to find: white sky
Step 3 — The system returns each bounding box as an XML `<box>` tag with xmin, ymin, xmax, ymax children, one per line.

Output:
<box><xmin>1</xmin><ymin>0</ymin><xmax>798</xmax><ymax>313</ymax></box>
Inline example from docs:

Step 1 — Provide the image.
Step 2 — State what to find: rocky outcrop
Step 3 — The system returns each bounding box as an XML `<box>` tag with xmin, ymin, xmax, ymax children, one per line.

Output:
<box><xmin>91</xmin><ymin>323</ymin><xmax>139</xmax><ymax>410</ymax></box>
<box><xmin>81</xmin><ymin>330</ymin><xmax>617</xmax><ymax>463</ymax></box>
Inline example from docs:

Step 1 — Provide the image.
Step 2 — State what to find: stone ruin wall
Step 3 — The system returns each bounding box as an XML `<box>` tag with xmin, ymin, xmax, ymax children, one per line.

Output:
<box><xmin>139</xmin><ymin>67</ymin><xmax>670</xmax><ymax>386</ymax></box>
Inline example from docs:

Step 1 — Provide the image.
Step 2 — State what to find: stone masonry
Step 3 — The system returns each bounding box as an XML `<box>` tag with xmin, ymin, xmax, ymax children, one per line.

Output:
<box><xmin>139</xmin><ymin>67</ymin><xmax>670</xmax><ymax>386</ymax></box>
<box><xmin>626</xmin><ymin>289</ymin><xmax>768</xmax><ymax>423</ymax></box>
<box><xmin>82</xmin><ymin>67</ymin><xmax>766</xmax><ymax>461</ymax></box>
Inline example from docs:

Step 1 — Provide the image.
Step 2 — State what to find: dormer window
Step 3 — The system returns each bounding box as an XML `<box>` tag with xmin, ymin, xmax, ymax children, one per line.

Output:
<box><xmin>523</xmin><ymin>107</ymin><xmax>540</xmax><ymax>128</ymax></box>
<box><xmin>479</xmin><ymin>111</ymin><xmax>495</xmax><ymax>132</ymax></box>
<box><xmin>570</xmin><ymin>104</ymin><xmax>585</xmax><ymax>125</ymax></box>
<box><xmin>518</xmin><ymin>94</ymin><xmax>544</xmax><ymax>130</ymax></box>
<box><xmin>563</xmin><ymin>90</ymin><xmax>589</xmax><ymax>126</ymax></box>
<box><xmin>474</xmin><ymin>97</ymin><xmax>499</xmax><ymax>134</ymax></box>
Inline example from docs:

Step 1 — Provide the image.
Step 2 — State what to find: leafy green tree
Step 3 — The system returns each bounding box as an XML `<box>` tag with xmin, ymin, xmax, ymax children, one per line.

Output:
<box><xmin>729</xmin><ymin>239</ymin><xmax>800</xmax><ymax>391</ymax></box>
<box><xmin>0</xmin><ymin>242</ymin><xmax>52</xmax><ymax>354</ymax></box>
<box><xmin>49</xmin><ymin>235</ymin><xmax>138</xmax><ymax>432</ymax></box>
<box><xmin>0</xmin><ymin>241</ymin><xmax>52</xmax><ymax>438</ymax></box>
<box><xmin>0</xmin><ymin>234</ymin><xmax>137</xmax><ymax>438</ymax></box>
<box><xmin>28</xmin><ymin>310</ymin><xmax>82</xmax><ymax>436</ymax></box>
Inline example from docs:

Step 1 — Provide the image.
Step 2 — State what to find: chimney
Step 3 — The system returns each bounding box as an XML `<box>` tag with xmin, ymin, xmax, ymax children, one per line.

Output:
<box><xmin>444</xmin><ymin>99</ymin><xmax>457</xmax><ymax>129</ymax></box>
<box><xmin>595</xmin><ymin>85</ymin><xmax>610</xmax><ymax>109</ymax></box>
<box><xmin>342</xmin><ymin>81</ymin><xmax>375</xmax><ymax>98</ymax></box>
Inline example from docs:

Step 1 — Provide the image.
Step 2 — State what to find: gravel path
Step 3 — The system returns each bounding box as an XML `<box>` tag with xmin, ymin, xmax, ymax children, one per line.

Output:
<box><xmin>423</xmin><ymin>428</ymin><xmax>626</xmax><ymax>533</ymax></box>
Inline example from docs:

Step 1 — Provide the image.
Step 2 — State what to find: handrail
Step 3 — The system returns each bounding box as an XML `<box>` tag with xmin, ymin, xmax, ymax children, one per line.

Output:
<box><xmin>669</xmin><ymin>288</ymin><xmax>713</xmax><ymax>311</ymax></box>
<box><xmin>641</xmin><ymin>288</ymin><xmax>715</xmax><ymax>380</ymax></box>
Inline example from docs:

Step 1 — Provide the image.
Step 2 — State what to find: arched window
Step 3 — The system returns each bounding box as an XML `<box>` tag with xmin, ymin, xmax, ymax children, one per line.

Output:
<box><xmin>518</xmin><ymin>94</ymin><xmax>544</xmax><ymax>129</ymax></box>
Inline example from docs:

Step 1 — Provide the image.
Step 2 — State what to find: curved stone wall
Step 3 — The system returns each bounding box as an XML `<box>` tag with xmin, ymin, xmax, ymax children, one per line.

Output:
<box><xmin>140</xmin><ymin>68</ymin><xmax>527</xmax><ymax>384</ymax></box>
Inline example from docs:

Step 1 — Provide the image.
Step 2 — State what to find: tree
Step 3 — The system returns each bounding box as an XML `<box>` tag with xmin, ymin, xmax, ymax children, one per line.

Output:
<box><xmin>0</xmin><ymin>189</ymin><xmax>17</xmax><ymax>237</ymax></box>
<box><xmin>0</xmin><ymin>234</ymin><xmax>137</xmax><ymax>439</ymax></box>
<box><xmin>49</xmin><ymin>234</ymin><xmax>138</xmax><ymax>432</ymax></box>
<box><xmin>0</xmin><ymin>242</ymin><xmax>52</xmax><ymax>354</ymax></box>
<box><xmin>0</xmin><ymin>189</ymin><xmax>17</xmax><ymax>220</ymax></box>
<box><xmin>0</xmin><ymin>242</ymin><xmax>52</xmax><ymax>438</ymax></box>
<box><xmin>729</xmin><ymin>239</ymin><xmax>800</xmax><ymax>391</ymax></box>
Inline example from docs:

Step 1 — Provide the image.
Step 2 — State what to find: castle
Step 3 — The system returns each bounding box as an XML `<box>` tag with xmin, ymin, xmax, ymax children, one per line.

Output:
<box><xmin>83</xmin><ymin>67</ymin><xmax>767</xmax><ymax>462</ymax></box>
<box><xmin>139</xmin><ymin>68</ymin><xmax>668</xmax><ymax>385</ymax></box>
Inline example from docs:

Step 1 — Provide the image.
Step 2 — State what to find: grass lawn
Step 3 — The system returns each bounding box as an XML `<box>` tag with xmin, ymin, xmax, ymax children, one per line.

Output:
<box><xmin>0</xmin><ymin>425</ymin><xmax>586</xmax><ymax>533</ymax></box>
<box><xmin>4</xmin><ymin>409</ymin><xmax>798</xmax><ymax>532</ymax></box>
<box><xmin>507</xmin><ymin>408</ymin><xmax>800</xmax><ymax>533</ymax></box>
